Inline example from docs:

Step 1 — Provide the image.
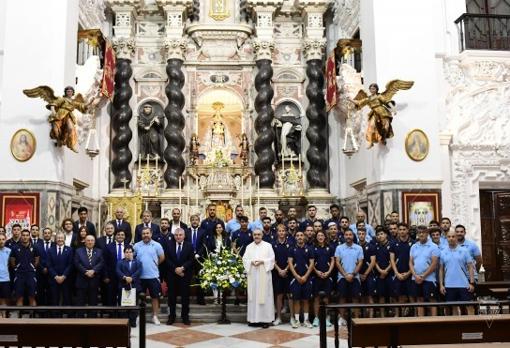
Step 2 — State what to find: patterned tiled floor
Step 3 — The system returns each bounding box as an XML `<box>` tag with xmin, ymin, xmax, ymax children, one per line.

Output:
<box><xmin>130</xmin><ymin>322</ymin><xmax>347</xmax><ymax>348</ymax></box>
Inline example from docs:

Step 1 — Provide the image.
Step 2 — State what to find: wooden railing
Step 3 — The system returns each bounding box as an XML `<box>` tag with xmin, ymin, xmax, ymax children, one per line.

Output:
<box><xmin>455</xmin><ymin>13</ymin><xmax>510</xmax><ymax>51</ymax></box>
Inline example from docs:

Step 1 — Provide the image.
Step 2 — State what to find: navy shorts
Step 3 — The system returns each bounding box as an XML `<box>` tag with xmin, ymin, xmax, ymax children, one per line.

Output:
<box><xmin>360</xmin><ymin>276</ymin><xmax>377</xmax><ymax>297</ymax></box>
<box><xmin>289</xmin><ymin>278</ymin><xmax>313</xmax><ymax>300</ymax></box>
<box><xmin>272</xmin><ymin>273</ymin><xmax>290</xmax><ymax>295</ymax></box>
<box><xmin>410</xmin><ymin>280</ymin><xmax>437</xmax><ymax>301</ymax></box>
<box><xmin>313</xmin><ymin>277</ymin><xmax>333</xmax><ymax>296</ymax></box>
<box><xmin>337</xmin><ymin>278</ymin><xmax>361</xmax><ymax>299</ymax></box>
<box><xmin>140</xmin><ymin>278</ymin><xmax>161</xmax><ymax>299</ymax></box>
<box><xmin>445</xmin><ymin>287</ymin><xmax>473</xmax><ymax>302</ymax></box>
<box><xmin>14</xmin><ymin>274</ymin><xmax>37</xmax><ymax>297</ymax></box>
<box><xmin>392</xmin><ymin>277</ymin><xmax>412</xmax><ymax>297</ymax></box>
<box><xmin>0</xmin><ymin>281</ymin><xmax>11</xmax><ymax>299</ymax></box>
<box><xmin>376</xmin><ymin>275</ymin><xmax>393</xmax><ymax>298</ymax></box>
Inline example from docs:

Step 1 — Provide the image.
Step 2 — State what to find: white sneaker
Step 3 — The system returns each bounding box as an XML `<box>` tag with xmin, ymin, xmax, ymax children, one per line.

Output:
<box><xmin>325</xmin><ymin>319</ymin><xmax>332</xmax><ymax>327</ymax></box>
<box><xmin>152</xmin><ymin>315</ymin><xmax>161</xmax><ymax>325</ymax></box>
<box><xmin>272</xmin><ymin>318</ymin><xmax>282</xmax><ymax>326</ymax></box>
<box><xmin>338</xmin><ymin>318</ymin><xmax>347</xmax><ymax>326</ymax></box>
<box><xmin>290</xmin><ymin>318</ymin><xmax>299</xmax><ymax>329</ymax></box>
<box><xmin>312</xmin><ymin>317</ymin><xmax>320</xmax><ymax>327</ymax></box>
<box><xmin>303</xmin><ymin>320</ymin><xmax>313</xmax><ymax>328</ymax></box>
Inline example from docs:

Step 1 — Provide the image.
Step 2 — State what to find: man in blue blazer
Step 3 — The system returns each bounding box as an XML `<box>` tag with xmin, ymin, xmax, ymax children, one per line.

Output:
<box><xmin>165</xmin><ymin>228</ymin><xmax>194</xmax><ymax>325</ymax></box>
<box><xmin>116</xmin><ymin>245</ymin><xmax>142</xmax><ymax>327</ymax></box>
<box><xmin>36</xmin><ymin>227</ymin><xmax>54</xmax><ymax>306</ymax></box>
<box><xmin>74</xmin><ymin>235</ymin><xmax>104</xmax><ymax>308</ymax></box>
<box><xmin>104</xmin><ymin>230</ymin><xmax>129</xmax><ymax>305</ymax></box>
<box><xmin>185</xmin><ymin>214</ymin><xmax>207</xmax><ymax>305</ymax></box>
<box><xmin>47</xmin><ymin>232</ymin><xmax>73</xmax><ymax>306</ymax></box>
<box><xmin>134</xmin><ymin>210</ymin><xmax>160</xmax><ymax>243</ymax></box>
<box><xmin>73</xmin><ymin>206</ymin><xmax>97</xmax><ymax>236</ymax></box>
<box><xmin>110</xmin><ymin>207</ymin><xmax>133</xmax><ymax>244</ymax></box>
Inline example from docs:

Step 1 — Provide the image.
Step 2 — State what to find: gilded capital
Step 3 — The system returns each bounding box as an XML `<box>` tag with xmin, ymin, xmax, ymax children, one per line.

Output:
<box><xmin>253</xmin><ymin>40</ymin><xmax>275</xmax><ymax>61</ymax></box>
<box><xmin>112</xmin><ymin>37</ymin><xmax>135</xmax><ymax>59</ymax></box>
<box><xmin>303</xmin><ymin>38</ymin><xmax>326</xmax><ymax>61</ymax></box>
<box><xmin>163</xmin><ymin>38</ymin><xmax>188</xmax><ymax>60</ymax></box>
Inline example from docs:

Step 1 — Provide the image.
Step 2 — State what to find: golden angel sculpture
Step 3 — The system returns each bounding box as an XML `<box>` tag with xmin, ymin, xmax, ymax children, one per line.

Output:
<box><xmin>23</xmin><ymin>86</ymin><xmax>99</xmax><ymax>152</ymax></box>
<box><xmin>351</xmin><ymin>80</ymin><xmax>414</xmax><ymax>147</ymax></box>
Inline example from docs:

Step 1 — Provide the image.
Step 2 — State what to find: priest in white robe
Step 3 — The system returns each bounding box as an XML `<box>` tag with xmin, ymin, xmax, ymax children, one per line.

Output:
<box><xmin>242</xmin><ymin>229</ymin><xmax>275</xmax><ymax>327</ymax></box>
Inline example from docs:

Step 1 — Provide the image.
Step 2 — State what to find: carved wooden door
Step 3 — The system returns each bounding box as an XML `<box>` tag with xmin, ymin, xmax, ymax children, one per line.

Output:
<box><xmin>480</xmin><ymin>190</ymin><xmax>510</xmax><ymax>281</ymax></box>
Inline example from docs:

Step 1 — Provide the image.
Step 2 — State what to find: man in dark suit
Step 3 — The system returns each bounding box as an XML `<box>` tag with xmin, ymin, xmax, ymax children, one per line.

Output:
<box><xmin>96</xmin><ymin>223</ymin><xmax>116</xmax><ymax>305</ymax></box>
<box><xmin>47</xmin><ymin>232</ymin><xmax>74</xmax><ymax>306</ymax></box>
<box><xmin>74</xmin><ymin>235</ymin><xmax>104</xmax><ymax>309</ymax></box>
<box><xmin>170</xmin><ymin>208</ymin><xmax>188</xmax><ymax>235</ymax></box>
<box><xmin>73</xmin><ymin>206</ymin><xmax>97</xmax><ymax>236</ymax></box>
<box><xmin>116</xmin><ymin>245</ymin><xmax>142</xmax><ymax>327</ymax></box>
<box><xmin>36</xmin><ymin>227</ymin><xmax>54</xmax><ymax>305</ymax></box>
<box><xmin>110</xmin><ymin>207</ymin><xmax>132</xmax><ymax>244</ymax></box>
<box><xmin>30</xmin><ymin>224</ymin><xmax>43</xmax><ymax>248</ymax></box>
<box><xmin>134</xmin><ymin>210</ymin><xmax>160</xmax><ymax>243</ymax></box>
<box><xmin>165</xmin><ymin>228</ymin><xmax>194</xmax><ymax>325</ymax></box>
<box><xmin>104</xmin><ymin>230</ymin><xmax>129</xmax><ymax>305</ymax></box>
<box><xmin>96</xmin><ymin>223</ymin><xmax>115</xmax><ymax>251</ymax></box>
<box><xmin>185</xmin><ymin>214</ymin><xmax>207</xmax><ymax>305</ymax></box>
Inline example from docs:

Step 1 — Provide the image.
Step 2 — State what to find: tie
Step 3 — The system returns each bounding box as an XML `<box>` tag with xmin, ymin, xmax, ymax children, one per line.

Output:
<box><xmin>87</xmin><ymin>250</ymin><xmax>92</xmax><ymax>263</ymax></box>
<box><xmin>117</xmin><ymin>220</ymin><xmax>121</xmax><ymax>228</ymax></box>
<box><xmin>33</xmin><ymin>238</ymin><xmax>36</xmax><ymax>245</ymax></box>
<box><xmin>117</xmin><ymin>243</ymin><xmax>122</xmax><ymax>261</ymax></box>
<box><xmin>192</xmin><ymin>229</ymin><xmax>197</xmax><ymax>250</ymax></box>
<box><xmin>108</xmin><ymin>236</ymin><xmax>112</xmax><ymax>244</ymax></box>
<box><xmin>58</xmin><ymin>247</ymin><xmax>62</xmax><ymax>256</ymax></box>
<box><xmin>177</xmin><ymin>243</ymin><xmax>182</xmax><ymax>260</ymax></box>
<box><xmin>128</xmin><ymin>260</ymin><xmax>132</xmax><ymax>271</ymax></box>
<box><xmin>45</xmin><ymin>241</ymin><xmax>50</xmax><ymax>252</ymax></box>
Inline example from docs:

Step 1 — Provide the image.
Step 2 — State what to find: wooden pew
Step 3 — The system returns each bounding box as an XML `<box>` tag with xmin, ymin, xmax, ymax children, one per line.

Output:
<box><xmin>476</xmin><ymin>281</ymin><xmax>510</xmax><ymax>300</ymax></box>
<box><xmin>351</xmin><ymin>314</ymin><xmax>510</xmax><ymax>347</ymax></box>
<box><xmin>0</xmin><ymin>318</ymin><xmax>130</xmax><ymax>347</ymax></box>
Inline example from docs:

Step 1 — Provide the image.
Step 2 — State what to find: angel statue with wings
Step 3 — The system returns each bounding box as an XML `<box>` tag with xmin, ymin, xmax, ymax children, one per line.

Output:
<box><xmin>23</xmin><ymin>86</ymin><xmax>99</xmax><ymax>152</ymax></box>
<box><xmin>350</xmin><ymin>80</ymin><xmax>414</xmax><ymax>147</ymax></box>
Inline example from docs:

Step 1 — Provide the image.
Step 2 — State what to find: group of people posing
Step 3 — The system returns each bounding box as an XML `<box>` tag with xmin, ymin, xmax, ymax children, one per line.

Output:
<box><xmin>0</xmin><ymin>204</ymin><xmax>481</xmax><ymax>330</ymax></box>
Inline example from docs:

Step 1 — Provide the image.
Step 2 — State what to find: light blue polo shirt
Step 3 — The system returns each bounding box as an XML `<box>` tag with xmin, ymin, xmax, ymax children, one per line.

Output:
<box><xmin>249</xmin><ymin>219</ymin><xmax>263</xmax><ymax>231</ymax></box>
<box><xmin>225</xmin><ymin>218</ymin><xmax>241</xmax><ymax>234</ymax></box>
<box><xmin>134</xmin><ymin>240</ymin><xmax>164</xmax><ymax>279</ymax></box>
<box><xmin>0</xmin><ymin>247</ymin><xmax>11</xmax><ymax>282</ymax></box>
<box><xmin>440</xmin><ymin>246</ymin><xmax>473</xmax><ymax>288</ymax></box>
<box><xmin>349</xmin><ymin>223</ymin><xmax>375</xmax><ymax>242</ymax></box>
<box><xmin>335</xmin><ymin>243</ymin><xmax>363</xmax><ymax>280</ymax></box>
<box><xmin>410</xmin><ymin>241</ymin><xmax>440</xmax><ymax>282</ymax></box>
<box><xmin>459</xmin><ymin>238</ymin><xmax>481</xmax><ymax>281</ymax></box>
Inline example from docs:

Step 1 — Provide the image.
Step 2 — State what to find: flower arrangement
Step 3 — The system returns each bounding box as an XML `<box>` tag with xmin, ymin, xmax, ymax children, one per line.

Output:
<box><xmin>198</xmin><ymin>247</ymin><xmax>247</xmax><ymax>291</ymax></box>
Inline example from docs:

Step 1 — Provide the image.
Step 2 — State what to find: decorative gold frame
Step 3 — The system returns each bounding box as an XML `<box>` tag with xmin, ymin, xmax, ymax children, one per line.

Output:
<box><xmin>209</xmin><ymin>0</ymin><xmax>230</xmax><ymax>21</ymax></box>
<box><xmin>10</xmin><ymin>128</ymin><xmax>36</xmax><ymax>162</ymax></box>
<box><xmin>405</xmin><ymin>129</ymin><xmax>429</xmax><ymax>162</ymax></box>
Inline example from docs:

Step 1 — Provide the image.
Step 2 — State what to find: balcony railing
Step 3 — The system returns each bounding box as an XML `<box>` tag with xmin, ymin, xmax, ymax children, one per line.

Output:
<box><xmin>455</xmin><ymin>13</ymin><xmax>510</xmax><ymax>51</ymax></box>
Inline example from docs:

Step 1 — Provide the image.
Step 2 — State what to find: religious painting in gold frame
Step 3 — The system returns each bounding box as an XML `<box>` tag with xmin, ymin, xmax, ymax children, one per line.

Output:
<box><xmin>209</xmin><ymin>0</ymin><xmax>230</xmax><ymax>21</ymax></box>
<box><xmin>10</xmin><ymin>129</ymin><xmax>36</xmax><ymax>162</ymax></box>
<box><xmin>405</xmin><ymin>129</ymin><xmax>429</xmax><ymax>162</ymax></box>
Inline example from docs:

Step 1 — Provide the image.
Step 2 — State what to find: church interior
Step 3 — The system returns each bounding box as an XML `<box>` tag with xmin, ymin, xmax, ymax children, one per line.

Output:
<box><xmin>0</xmin><ymin>0</ymin><xmax>510</xmax><ymax>347</ymax></box>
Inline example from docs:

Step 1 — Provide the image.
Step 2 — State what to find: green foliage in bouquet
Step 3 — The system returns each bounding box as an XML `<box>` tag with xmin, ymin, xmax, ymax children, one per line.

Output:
<box><xmin>198</xmin><ymin>247</ymin><xmax>247</xmax><ymax>291</ymax></box>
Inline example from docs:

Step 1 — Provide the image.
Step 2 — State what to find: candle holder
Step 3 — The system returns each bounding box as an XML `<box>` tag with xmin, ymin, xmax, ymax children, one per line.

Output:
<box><xmin>135</xmin><ymin>155</ymin><xmax>161</xmax><ymax>197</ymax></box>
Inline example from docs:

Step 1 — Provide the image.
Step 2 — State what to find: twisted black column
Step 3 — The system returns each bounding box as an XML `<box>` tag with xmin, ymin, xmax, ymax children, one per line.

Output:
<box><xmin>111</xmin><ymin>58</ymin><xmax>133</xmax><ymax>188</ymax></box>
<box><xmin>240</xmin><ymin>0</ymin><xmax>250</xmax><ymax>22</ymax></box>
<box><xmin>189</xmin><ymin>0</ymin><xmax>200</xmax><ymax>22</ymax></box>
<box><xmin>164</xmin><ymin>59</ymin><xmax>186</xmax><ymax>188</ymax></box>
<box><xmin>254</xmin><ymin>59</ymin><xmax>276</xmax><ymax>188</ymax></box>
<box><xmin>305</xmin><ymin>59</ymin><xmax>328</xmax><ymax>188</ymax></box>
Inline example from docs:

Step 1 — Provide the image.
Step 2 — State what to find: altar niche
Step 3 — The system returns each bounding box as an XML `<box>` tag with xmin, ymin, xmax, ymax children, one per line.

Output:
<box><xmin>196</xmin><ymin>88</ymin><xmax>244</xmax><ymax>166</ymax></box>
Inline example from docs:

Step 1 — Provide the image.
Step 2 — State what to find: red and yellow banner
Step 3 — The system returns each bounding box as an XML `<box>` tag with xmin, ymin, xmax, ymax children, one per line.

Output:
<box><xmin>101</xmin><ymin>39</ymin><xmax>116</xmax><ymax>100</ymax></box>
<box><xmin>325</xmin><ymin>51</ymin><xmax>337</xmax><ymax>112</ymax></box>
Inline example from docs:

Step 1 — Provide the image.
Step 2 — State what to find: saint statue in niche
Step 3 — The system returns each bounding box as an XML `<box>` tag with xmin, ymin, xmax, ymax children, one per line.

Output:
<box><xmin>201</xmin><ymin>101</ymin><xmax>237</xmax><ymax>165</ymax></box>
<box><xmin>137</xmin><ymin>103</ymin><xmax>165</xmax><ymax>160</ymax></box>
<box><xmin>273</xmin><ymin>104</ymin><xmax>302</xmax><ymax>158</ymax></box>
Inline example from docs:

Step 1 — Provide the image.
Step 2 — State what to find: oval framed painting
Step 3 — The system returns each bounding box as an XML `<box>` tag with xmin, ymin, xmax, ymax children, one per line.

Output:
<box><xmin>11</xmin><ymin>129</ymin><xmax>36</xmax><ymax>162</ymax></box>
<box><xmin>405</xmin><ymin>129</ymin><xmax>429</xmax><ymax>162</ymax></box>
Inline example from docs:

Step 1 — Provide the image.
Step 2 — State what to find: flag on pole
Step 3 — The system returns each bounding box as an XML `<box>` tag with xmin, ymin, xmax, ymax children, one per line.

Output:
<box><xmin>100</xmin><ymin>39</ymin><xmax>116</xmax><ymax>100</ymax></box>
<box><xmin>325</xmin><ymin>51</ymin><xmax>337</xmax><ymax>112</ymax></box>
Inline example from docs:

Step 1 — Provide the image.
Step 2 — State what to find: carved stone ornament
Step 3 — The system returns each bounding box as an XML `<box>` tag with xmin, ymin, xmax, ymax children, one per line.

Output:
<box><xmin>331</xmin><ymin>0</ymin><xmax>360</xmax><ymax>38</ymax></box>
<box><xmin>112</xmin><ymin>37</ymin><xmax>135</xmax><ymax>59</ymax></box>
<box><xmin>163</xmin><ymin>38</ymin><xmax>188</xmax><ymax>60</ymax></box>
<box><xmin>303</xmin><ymin>39</ymin><xmax>326</xmax><ymax>61</ymax></box>
<box><xmin>253</xmin><ymin>40</ymin><xmax>275</xmax><ymax>61</ymax></box>
<box><xmin>442</xmin><ymin>53</ymin><xmax>510</xmax><ymax>241</ymax></box>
